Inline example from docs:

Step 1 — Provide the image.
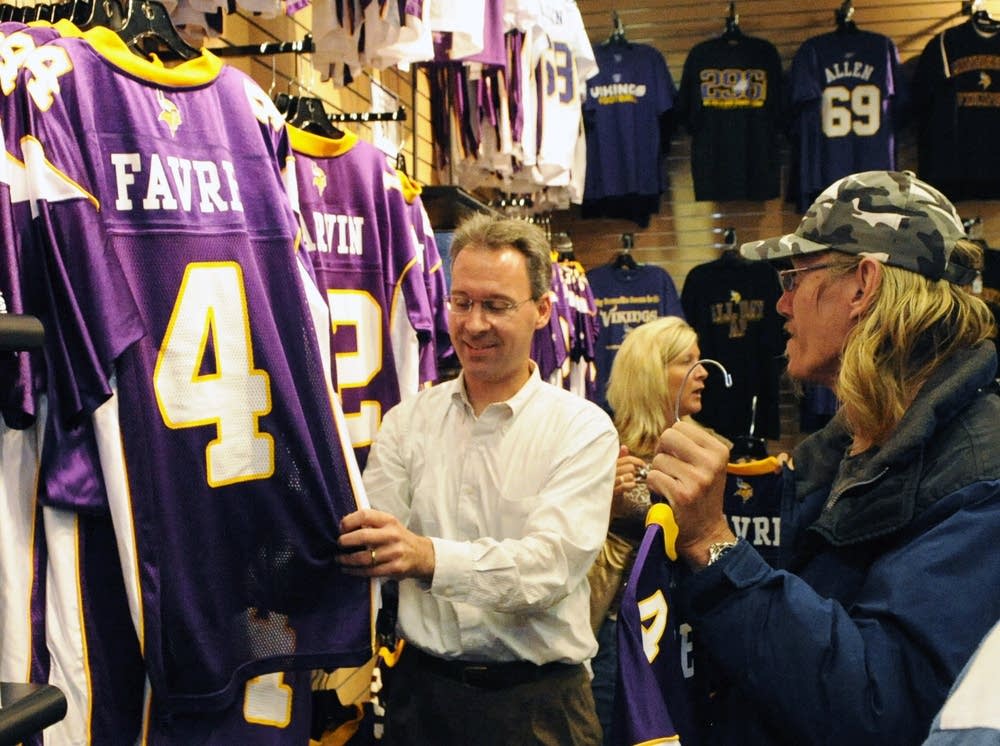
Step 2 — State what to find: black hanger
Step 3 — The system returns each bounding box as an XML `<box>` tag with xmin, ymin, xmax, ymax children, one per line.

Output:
<box><xmin>606</xmin><ymin>10</ymin><xmax>628</xmax><ymax>45</ymax></box>
<box><xmin>552</xmin><ymin>232</ymin><xmax>575</xmax><ymax>261</ymax></box>
<box><xmin>835</xmin><ymin>0</ymin><xmax>857</xmax><ymax>31</ymax></box>
<box><xmin>286</xmin><ymin>96</ymin><xmax>344</xmax><ymax>139</ymax></box>
<box><xmin>722</xmin><ymin>2</ymin><xmax>742</xmax><ymax>40</ymax></box>
<box><xmin>273</xmin><ymin>92</ymin><xmax>293</xmax><ymax>116</ymax></box>
<box><xmin>612</xmin><ymin>233</ymin><xmax>638</xmax><ymax>270</ymax></box>
<box><xmin>395</xmin><ymin>152</ymin><xmax>408</xmax><ymax>175</ymax></box>
<box><xmin>118</xmin><ymin>0</ymin><xmax>201</xmax><ymax>60</ymax></box>
<box><xmin>729</xmin><ymin>396</ymin><xmax>769</xmax><ymax>461</ymax></box>
<box><xmin>71</xmin><ymin>0</ymin><xmax>122</xmax><ymax>29</ymax></box>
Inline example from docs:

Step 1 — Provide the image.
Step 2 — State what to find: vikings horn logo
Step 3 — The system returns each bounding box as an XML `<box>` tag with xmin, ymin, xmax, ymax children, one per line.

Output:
<box><xmin>734</xmin><ymin>477</ymin><xmax>754</xmax><ymax>503</ymax></box>
<box><xmin>156</xmin><ymin>90</ymin><xmax>182</xmax><ymax>136</ymax></box>
<box><xmin>311</xmin><ymin>161</ymin><xmax>327</xmax><ymax>195</ymax></box>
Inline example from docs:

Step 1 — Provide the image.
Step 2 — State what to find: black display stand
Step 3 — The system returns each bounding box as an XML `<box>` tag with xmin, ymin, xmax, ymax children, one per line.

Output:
<box><xmin>0</xmin><ymin>314</ymin><xmax>44</xmax><ymax>352</ymax></box>
<box><xmin>0</xmin><ymin>326</ymin><xmax>63</xmax><ymax>743</ymax></box>
<box><xmin>0</xmin><ymin>682</ymin><xmax>67</xmax><ymax>745</ymax></box>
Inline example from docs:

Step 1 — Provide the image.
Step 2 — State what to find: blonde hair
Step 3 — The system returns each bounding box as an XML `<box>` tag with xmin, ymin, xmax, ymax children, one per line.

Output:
<box><xmin>834</xmin><ymin>241</ymin><xmax>996</xmax><ymax>445</ymax></box>
<box><xmin>606</xmin><ymin>316</ymin><xmax>698</xmax><ymax>459</ymax></box>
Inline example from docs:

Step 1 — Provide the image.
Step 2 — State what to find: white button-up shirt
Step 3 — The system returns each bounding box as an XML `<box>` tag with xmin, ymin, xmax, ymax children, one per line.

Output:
<box><xmin>363</xmin><ymin>365</ymin><xmax>618</xmax><ymax>664</ymax></box>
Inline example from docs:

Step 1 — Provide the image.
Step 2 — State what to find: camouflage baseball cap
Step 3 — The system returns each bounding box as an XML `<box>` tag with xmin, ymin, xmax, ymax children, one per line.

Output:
<box><xmin>740</xmin><ymin>171</ymin><xmax>970</xmax><ymax>282</ymax></box>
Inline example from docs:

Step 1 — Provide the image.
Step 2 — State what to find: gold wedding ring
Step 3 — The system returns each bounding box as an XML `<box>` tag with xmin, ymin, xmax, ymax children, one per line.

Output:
<box><xmin>370</xmin><ymin>548</ymin><xmax>377</xmax><ymax>567</ymax></box>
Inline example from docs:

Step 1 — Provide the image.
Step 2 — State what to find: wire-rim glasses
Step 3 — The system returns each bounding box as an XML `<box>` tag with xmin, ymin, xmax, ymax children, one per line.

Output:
<box><xmin>446</xmin><ymin>294</ymin><xmax>535</xmax><ymax>317</ymax></box>
<box><xmin>777</xmin><ymin>263</ymin><xmax>835</xmax><ymax>292</ymax></box>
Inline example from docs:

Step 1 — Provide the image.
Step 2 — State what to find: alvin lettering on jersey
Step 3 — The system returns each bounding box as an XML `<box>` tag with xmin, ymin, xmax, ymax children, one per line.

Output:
<box><xmin>16</xmin><ymin>28</ymin><xmax>373</xmax><ymax>713</ymax></box>
<box><xmin>788</xmin><ymin>29</ymin><xmax>906</xmax><ymax>211</ymax></box>
<box><xmin>290</xmin><ymin>126</ymin><xmax>434</xmax><ymax>469</ymax></box>
<box><xmin>724</xmin><ymin>457</ymin><xmax>785</xmax><ymax>568</ymax></box>
<box><xmin>614</xmin><ymin>502</ymin><xmax>697</xmax><ymax>745</ymax></box>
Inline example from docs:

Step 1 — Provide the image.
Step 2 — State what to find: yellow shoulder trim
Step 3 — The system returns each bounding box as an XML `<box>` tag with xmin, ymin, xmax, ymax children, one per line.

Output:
<box><xmin>287</xmin><ymin>124</ymin><xmax>359</xmax><ymax>157</ymax></box>
<box><xmin>727</xmin><ymin>456</ymin><xmax>782</xmax><ymax>476</ymax></box>
<box><xmin>78</xmin><ymin>25</ymin><xmax>222</xmax><ymax>84</ymax></box>
<box><xmin>645</xmin><ymin>502</ymin><xmax>679</xmax><ymax>561</ymax></box>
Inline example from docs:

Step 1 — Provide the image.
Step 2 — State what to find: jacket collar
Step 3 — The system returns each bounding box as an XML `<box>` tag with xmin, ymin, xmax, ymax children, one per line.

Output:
<box><xmin>795</xmin><ymin>342</ymin><xmax>998</xmax><ymax>545</ymax></box>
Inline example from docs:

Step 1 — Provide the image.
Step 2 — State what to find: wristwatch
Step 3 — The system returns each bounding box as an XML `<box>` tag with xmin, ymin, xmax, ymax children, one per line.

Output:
<box><xmin>707</xmin><ymin>539</ymin><xmax>740</xmax><ymax>566</ymax></box>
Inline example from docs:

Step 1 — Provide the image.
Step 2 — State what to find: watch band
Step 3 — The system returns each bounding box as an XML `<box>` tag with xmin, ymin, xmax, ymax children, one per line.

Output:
<box><xmin>707</xmin><ymin>539</ymin><xmax>740</xmax><ymax>566</ymax></box>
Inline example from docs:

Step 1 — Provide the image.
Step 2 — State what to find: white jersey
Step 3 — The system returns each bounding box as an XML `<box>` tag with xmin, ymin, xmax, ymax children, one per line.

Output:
<box><xmin>532</xmin><ymin>0</ymin><xmax>596</xmax><ymax>187</ymax></box>
<box><xmin>428</xmin><ymin>0</ymin><xmax>486</xmax><ymax>58</ymax></box>
<box><xmin>366</xmin><ymin>0</ymin><xmax>433</xmax><ymax>71</ymax></box>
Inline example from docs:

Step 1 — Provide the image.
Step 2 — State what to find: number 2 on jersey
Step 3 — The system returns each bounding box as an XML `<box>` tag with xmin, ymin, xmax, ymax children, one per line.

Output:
<box><xmin>154</xmin><ymin>262</ymin><xmax>275</xmax><ymax>487</ymax></box>
<box><xmin>327</xmin><ymin>288</ymin><xmax>384</xmax><ymax>450</ymax></box>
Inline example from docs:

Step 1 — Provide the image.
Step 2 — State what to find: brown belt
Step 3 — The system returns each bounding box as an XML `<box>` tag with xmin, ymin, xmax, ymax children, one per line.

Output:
<box><xmin>405</xmin><ymin>645</ymin><xmax>576</xmax><ymax>690</ymax></box>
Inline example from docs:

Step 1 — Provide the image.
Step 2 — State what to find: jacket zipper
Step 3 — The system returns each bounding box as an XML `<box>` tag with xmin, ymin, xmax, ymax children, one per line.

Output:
<box><xmin>824</xmin><ymin>466</ymin><xmax>890</xmax><ymax>512</ymax></box>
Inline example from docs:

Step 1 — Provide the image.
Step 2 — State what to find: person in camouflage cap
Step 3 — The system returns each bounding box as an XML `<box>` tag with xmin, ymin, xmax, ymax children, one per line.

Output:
<box><xmin>641</xmin><ymin>170</ymin><xmax>1000</xmax><ymax>745</ymax></box>
<box><xmin>741</xmin><ymin>170</ymin><xmax>977</xmax><ymax>284</ymax></box>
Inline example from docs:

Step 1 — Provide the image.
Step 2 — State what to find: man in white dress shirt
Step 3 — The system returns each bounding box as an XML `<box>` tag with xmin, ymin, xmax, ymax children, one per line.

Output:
<box><xmin>337</xmin><ymin>213</ymin><xmax>617</xmax><ymax>745</ymax></box>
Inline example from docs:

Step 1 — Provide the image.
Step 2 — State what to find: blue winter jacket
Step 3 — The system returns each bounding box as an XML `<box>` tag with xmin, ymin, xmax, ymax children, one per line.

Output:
<box><xmin>680</xmin><ymin>342</ymin><xmax>1000</xmax><ymax>745</ymax></box>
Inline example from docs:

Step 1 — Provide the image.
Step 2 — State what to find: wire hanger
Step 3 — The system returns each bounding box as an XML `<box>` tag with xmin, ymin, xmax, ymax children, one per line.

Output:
<box><xmin>612</xmin><ymin>233</ymin><xmax>638</xmax><ymax>270</ymax></box>
<box><xmin>835</xmin><ymin>0</ymin><xmax>857</xmax><ymax>31</ymax></box>
<box><xmin>729</xmin><ymin>395</ymin><xmax>769</xmax><ymax>460</ymax></box>
<box><xmin>723</xmin><ymin>2</ymin><xmax>742</xmax><ymax>40</ymax></box>
<box><xmin>117</xmin><ymin>0</ymin><xmax>201</xmax><ymax>60</ymax></box>
<box><xmin>607</xmin><ymin>10</ymin><xmax>628</xmax><ymax>45</ymax></box>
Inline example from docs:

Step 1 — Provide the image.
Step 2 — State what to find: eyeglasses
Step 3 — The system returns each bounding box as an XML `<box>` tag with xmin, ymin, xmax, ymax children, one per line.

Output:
<box><xmin>446</xmin><ymin>294</ymin><xmax>535</xmax><ymax>317</ymax></box>
<box><xmin>777</xmin><ymin>263</ymin><xmax>834</xmax><ymax>292</ymax></box>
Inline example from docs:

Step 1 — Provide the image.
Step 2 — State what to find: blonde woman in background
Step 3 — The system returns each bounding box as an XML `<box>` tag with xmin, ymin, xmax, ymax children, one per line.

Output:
<box><xmin>589</xmin><ymin>315</ymin><xmax>728</xmax><ymax>745</ymax></box>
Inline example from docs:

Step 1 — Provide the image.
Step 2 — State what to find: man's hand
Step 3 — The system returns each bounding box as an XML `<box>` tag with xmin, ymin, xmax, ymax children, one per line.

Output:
<box><xmin>646</xmin><ymin>421</ymin><xmax>736</xmax><ymax>570</ymax></box>
<box><xmin>337</xmin><ymin>508</ymin><xmax>436</xmax><ymax>581</ymax></box>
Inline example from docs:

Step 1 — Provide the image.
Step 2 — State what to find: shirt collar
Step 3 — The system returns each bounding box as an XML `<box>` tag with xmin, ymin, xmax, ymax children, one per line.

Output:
<box><xmin>451</xmin><ymin>362</ymin><xmax>542</xmax><ymax>417</ymax></box>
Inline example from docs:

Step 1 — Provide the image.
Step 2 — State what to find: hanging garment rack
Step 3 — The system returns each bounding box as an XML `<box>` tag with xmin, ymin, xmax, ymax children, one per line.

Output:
<box><xmin>328</xmin><ymin>107</ymin><xmax>406</xmax><ymax>123</ymax></box>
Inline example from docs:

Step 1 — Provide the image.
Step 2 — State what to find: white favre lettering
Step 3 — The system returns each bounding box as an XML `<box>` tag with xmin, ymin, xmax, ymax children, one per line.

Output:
<box><xmin>728</xmin><ymin>514</ymin><xmax>781</xmax><ymax>546</ymax></box>
<box><xmin>110</xmin><ymin>152</ymin><xmax>244</xmax><ymax>213</ymax></box>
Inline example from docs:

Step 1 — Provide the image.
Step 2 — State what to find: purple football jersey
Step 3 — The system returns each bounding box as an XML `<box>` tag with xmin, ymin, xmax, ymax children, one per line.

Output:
<box><xmin>146</xmin><ymin>670</ymin><xmax>314</xmax><ymax>744</ymax></box>
<box><xmin>290</xmin><ymin>127</ymin><xmax>434</xmax><ymax>469</ymax></box>
<box><xmin>614</xmin><ymin>502</ymin><xmax>696</xmax><ymax>745</ymax></box>
<box><xmin>724</xmin><ymin>457</ymin><xmax>785</xmax><ymax>568</ymax></box>
<box><xmin>17</xmin><ymin>28</ymin><xmax>373</xmax><ymax>713</ymax></box>
<box><xmin>398</xmin><ymin>172</ymin><xmax>451</xmax><ymax>384</ymax></box>
<box><xmin>788</xmin><ymin>29</ymin><xmax>906</xmax><ymax>211</ymax></box>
